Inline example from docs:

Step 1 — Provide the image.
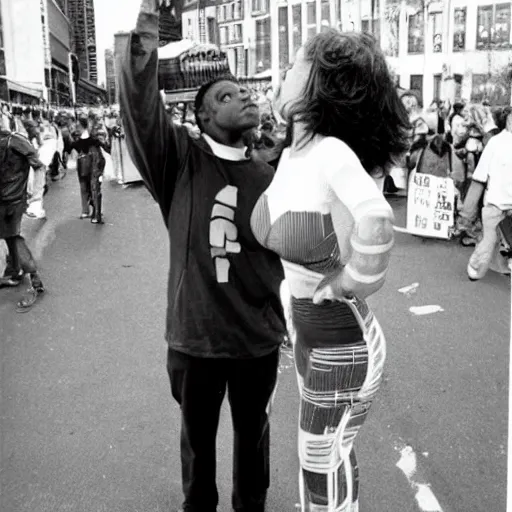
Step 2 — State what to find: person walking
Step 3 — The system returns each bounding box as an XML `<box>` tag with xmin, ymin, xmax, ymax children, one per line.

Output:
<box><xmin>24</xmin><ymin>119</ymin><xmax>47</xmax><ymax>219</ymax></box>
<box><xmin>251</xmin><ymin>30</ymin><xmax>410</xmax><ymax>512</ymax></box>
<box><xmin>0</xmin><ymin>112</ymin><xmax>46</xmax><ymax>312</ymax></box>
<box><xmin>466</xmin><ymin>107</ymin><xmax>512</xmax><ymax>281</ymax></box>
<box><xmin>71</xmin><ymin>115</ymin><xmax>108</xmax><ymax>224</ymax></box>
<box><xmin>118</xmin><ymin>2</ymin><xmax>287</xmax><ymax>512</ymax></box>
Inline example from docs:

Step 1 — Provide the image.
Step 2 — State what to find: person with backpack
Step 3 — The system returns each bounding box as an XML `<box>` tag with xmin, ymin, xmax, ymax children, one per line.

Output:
<box><xmin>118</xmin><ymin>1</ymin><xmax>287</xmax><ymax>511</ymax></box>
<box><xmin>0</xmin><ymin>112</ymin><xmax>46</xmax><ymax>312</ymax></box>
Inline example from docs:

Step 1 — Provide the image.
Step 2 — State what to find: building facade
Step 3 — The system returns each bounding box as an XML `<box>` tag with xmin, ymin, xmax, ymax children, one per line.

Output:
<box><xmin>182</xmin><ymin>0</ymin><xmax>219</xmax><ymax>45</ymax></box>
<box><xmin>66</xmin><ymin>0</ymin><xmax>98</xmax><ymax>84</ymax></box>
<box><xmin>0</xmin><ymin>0</ymin><xmax>47</xmax><ymax>104</ymax></box>
<box><xmin>45</xmin><ymin>0</ymin><xmax>73</xmax><ymax>105</ymax></box>
<box><xmin>339</xmin><ymin>0</ymin><xmax>512</xmax><ymax>106</ymax></box>
<box><xmin>105</xmin><ymin>48</ymin><xmax>116</xmax><ymax>105</ymax></box>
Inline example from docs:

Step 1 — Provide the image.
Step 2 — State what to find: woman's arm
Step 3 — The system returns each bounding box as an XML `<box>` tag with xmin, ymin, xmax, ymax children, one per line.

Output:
<box><xmin>313</xmin><ymin>141</ymin><xmax>395</xmax><ymax>302</ymax></box>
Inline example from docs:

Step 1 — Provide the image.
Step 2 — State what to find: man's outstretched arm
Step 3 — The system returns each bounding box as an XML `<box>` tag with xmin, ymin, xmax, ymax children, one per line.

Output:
<box><xmin>118</xmin><ymin>0</ymin><xmax>189</xmax><ymax>217</ymax></box>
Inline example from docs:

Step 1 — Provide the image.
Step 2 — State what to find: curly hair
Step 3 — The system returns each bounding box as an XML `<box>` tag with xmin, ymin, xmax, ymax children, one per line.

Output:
<box><xmin>289</xmin><ymin>29</ymin><xmax>410</xmax><ymax>173</ymax></box>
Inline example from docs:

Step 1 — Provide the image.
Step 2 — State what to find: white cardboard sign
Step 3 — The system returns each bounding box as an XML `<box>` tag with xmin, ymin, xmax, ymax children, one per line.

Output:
<box><xmin>406</xmin><ymin>170</ymin><xmax>455</xmax><ymax>239</ymax></box>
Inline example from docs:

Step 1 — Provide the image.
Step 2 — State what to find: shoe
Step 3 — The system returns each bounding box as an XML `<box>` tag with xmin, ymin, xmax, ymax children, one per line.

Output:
<box><xmin>467</xmin><ymin>263</ymin><xmax>480</xmax><ymax>281</ymax></box>
<box><xmin>0</xmin><ymin>269</ymin><xmax>24</xmax><ymax>287</ymax></box>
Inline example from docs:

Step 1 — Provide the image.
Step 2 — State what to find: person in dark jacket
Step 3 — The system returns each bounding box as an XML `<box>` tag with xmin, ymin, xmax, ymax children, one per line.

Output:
<box><xmin>118</xmin><ymin>2</ymin><xmax>286</xmax><ymax>512</ymax></box>
<box><xmin>0</xmin><ymin>113</ymin><xmax>46</xmax><ymax>311</ymax></box>
<box><xmin>71</xmin><ymin>116</ymin><xmax>110</xmax><ymax>224</ymax></box>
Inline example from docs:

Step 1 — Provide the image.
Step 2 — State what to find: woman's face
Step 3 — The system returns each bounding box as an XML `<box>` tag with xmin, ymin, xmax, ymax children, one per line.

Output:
<box><xmin>274</xmin><ymin>47</ymin><xmax>311</xmax><ymax>119</ymax></box>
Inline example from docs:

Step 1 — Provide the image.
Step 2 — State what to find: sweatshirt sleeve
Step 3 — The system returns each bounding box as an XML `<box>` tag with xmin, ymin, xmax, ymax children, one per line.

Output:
<box><xmin>314</xmin><ymin>142</ymin><xmax>395</xmax><ymax>302</ymax></box>
<box><xmin>10</xmin><ymin>134</ymin><xmax>45</xmax><ymax>170</ymax></box>
<box><xmin>118</xmin><ymin>9</ymin><xmax>190</xmax><ymax>219</ymax></box>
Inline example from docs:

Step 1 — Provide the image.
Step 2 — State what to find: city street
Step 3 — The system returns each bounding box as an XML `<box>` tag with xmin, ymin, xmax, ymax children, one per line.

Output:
<box><xmin>0</xmin><ymin>170</ymin><xmax>508</xmax><ymax>512</ymax></box>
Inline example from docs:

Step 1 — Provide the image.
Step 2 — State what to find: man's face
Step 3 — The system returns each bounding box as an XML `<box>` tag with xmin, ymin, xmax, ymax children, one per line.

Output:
<box><xmin>200</xmin><ymin>80</ymin><xmax>260</xmax><ymax>134</ymax></box>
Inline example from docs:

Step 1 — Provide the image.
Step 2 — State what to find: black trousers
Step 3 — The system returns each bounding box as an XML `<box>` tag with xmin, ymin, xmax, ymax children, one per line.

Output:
<box><xmin>167</xmin><ymin>347</ymin><xmax>280</xmax><ymax>512</ymax></box>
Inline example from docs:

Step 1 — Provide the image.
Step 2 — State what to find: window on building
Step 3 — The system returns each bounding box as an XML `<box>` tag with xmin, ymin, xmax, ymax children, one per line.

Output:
<box><xmin>453</xmin><ymin>7</ymin><xmax>466</xmax><ymax>51</ymax></box>
<box><xmin>408</xmin><ymin>11</ymin><xmax>424</xmax><ymax>54</ymax></box>
<box><xmin>207</xmin><ymin>17</ymin><xmax>218</xmax><ymax>45</ymax></box>
<box><xmin>362</xmin><ymin>18</ymin><xmax>381</xmax><ymax>41</ymax></box>
<box><xmin>477</xmin><ymin>3</ymin><xmax>511</xmax><ymax>50</ymax></box>
<box><xmin>410</xmin><ymin>75</ymin><xmax>423</xmax><ymax>103</ymax></box>
<box><xmin>255</xmin><ymin>17</ymin><xmax>271</xmax><ymax>72</ymax></box>
<box><xmin>471</xmin><ymin>72</ymin><xmax>511</xmax><ymax>105</ymax></box>
<box><xmin>320</xmin><ymin>0</ymin><xmax>331</xmax><ymax>32</ymax></box>
<box><xmin>252</xmin><ymin>0</ymin><xmax>269</xmax><ymax>14</ymax></box>
<box><xmin>233</xmin><ymin>23</ymin><xmax>242</xmax><ymax>43</ymax></box>
<box><xmin>222</xmin><ymin>5</ymin><xmax>228</xmax><ymax>21</ymax></box>
<box><xmin>278</xmin><ymin>6</ymin><xmax>289</xmax><ymax>70</ymax></box>
<box><xmin>306</xmin><ymin>1</ymin><xmax>317</xmax><ymax>41</ymax></box>
<box><xmin>431</xmin><ymin>12</ymin><xmax>442</xmax><ymax>53</ymax></box>
<box><xmin>234</xmin><ymin>0</ymin><xmax>242</xmax><ymax>19</ymax></box>
<box><xmin>220</xmin><ymin>26</ymin><xmax>228</xmax><ymax>45</ymax></box>
<box><xmin>292</xmin><ymin>4</ymin><xmax>302</xmax><ymax>57</ymax></box>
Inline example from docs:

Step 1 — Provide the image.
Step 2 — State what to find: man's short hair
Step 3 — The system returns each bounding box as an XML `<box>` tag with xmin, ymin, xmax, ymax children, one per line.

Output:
<box><xmin>194</xmin><ymin>74</ymin><xmax>237</xmax><ymax>132</ymax></box>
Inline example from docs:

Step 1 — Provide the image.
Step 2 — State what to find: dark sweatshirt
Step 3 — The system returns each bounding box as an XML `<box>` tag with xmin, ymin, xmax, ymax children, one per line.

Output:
<box><xmin>0</xmin><ymin>130</ymin><xmax>44</xmax><ymax>205</ymax></box>
<box><xmin>118</xmin><ymin>11</ymin><xmax>286</xmax><ymax>359</ymax></box>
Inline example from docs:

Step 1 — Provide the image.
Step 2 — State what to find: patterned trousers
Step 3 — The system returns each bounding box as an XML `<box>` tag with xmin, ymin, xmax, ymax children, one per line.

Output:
<box><xmin>293</xmin><ymin>297</ymin><xmax>386</xmax><ymax>512</ymax></box>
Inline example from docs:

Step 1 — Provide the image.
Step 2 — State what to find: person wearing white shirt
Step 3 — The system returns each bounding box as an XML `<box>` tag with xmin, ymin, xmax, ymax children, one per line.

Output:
<box><xmin>467</xmin><ymin>107</ymin><xmax>512</xmax><ymax>281</ymax></box>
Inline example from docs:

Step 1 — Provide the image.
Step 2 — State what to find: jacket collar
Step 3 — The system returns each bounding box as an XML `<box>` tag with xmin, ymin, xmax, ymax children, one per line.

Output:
<box><xmin>202</xmin><ymin>133</ymin><xmax>249</xmax><ymax>161</ymax></box>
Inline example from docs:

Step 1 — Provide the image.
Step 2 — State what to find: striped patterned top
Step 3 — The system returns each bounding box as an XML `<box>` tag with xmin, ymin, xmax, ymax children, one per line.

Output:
<box><xmin>250</xmin><ymin>135</ymin><xmax>394</xmax><ymax>303</ymax></box>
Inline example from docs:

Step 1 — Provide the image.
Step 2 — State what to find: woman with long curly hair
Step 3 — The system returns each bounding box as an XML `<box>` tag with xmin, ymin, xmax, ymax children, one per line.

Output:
<box><xmin>251</xmin><ymin>30</ymin><xmax>409</xmax><ymax>511</ymax></box>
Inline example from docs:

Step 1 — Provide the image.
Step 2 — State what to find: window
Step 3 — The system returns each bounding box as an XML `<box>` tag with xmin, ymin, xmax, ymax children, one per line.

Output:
<box><xmin>207</xmin><ymin>17</ymin><xmax>218</xmax><ymax>45</ymax></box>
<box><xmin>453</xmin><ymin>7</ymin><xmax>466</xmax><ymax>52</ymax></box>
<box><xmin>321</xmin><ymin>0</ymin><xmax>331</xmax><ymax>32</ymax></box>
<box><xmin>471</xmin><ymin>73</ymin><xmax>511</xmax><ymax>105</ymax></box>
<box><xmin>408</xmin><ymin>11</ymin><xmax>424</xmax><ymax>54</ymax></box>
<box><xmin>410</xmin><ymin>75</ymin><xmax>423</xmax><ymax>103</ymax></box>
<box><xmin>233</xmin><ymin>23</ymin><xmax>242</xmax><ymax>43</ymax></box>
<box><xmin>255</xmin><ymin>17</ymin><xmax>271</xmax><ymax>72</ymax></box>
<box><xmin>362</xmin><ymin>18</ymin><xmax>381</xmax><ymax>41</ymax></box>
<box><xmin>220</xmin><ymin>26</ymin><xmax>228</xmax><ymax>45</ymax></box>
<box><xmin>278</xmin><ymin>6</ymin><xmax>289</xmax><ymax>70</ymax></box>
<box><xmin>477</xmin><ymin>3</ymin><xmax>511</xmax><ymax>50</ymax></box>
<box><xmin>252</xmin><ymin>0</ymin><xmax>269</xmax><ymax>14</ymax></box>
<box><xmin>431</xmin><ymin>12</ymin><xmax>442</xmax><ymax>53</ymax></box>
<box><xmin>306</xmin><ymin>1</ymin><xmax>317</xmax><ymax>41</ymax></box>
<box><xmin>292</xmin><ymin>4</ymin><xmax>302</xmax><ymax>56</ymax></box>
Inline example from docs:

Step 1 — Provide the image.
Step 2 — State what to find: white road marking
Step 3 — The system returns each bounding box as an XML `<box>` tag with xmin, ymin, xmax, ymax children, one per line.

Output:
<box><xmin>396</xmin><ymin>444</ymin><xmax>444</xmax><ymax>512</ymax></box>
<box><xmin>409</xmin><ymin>305</ymin><xmax>444</xmax><ymax>316</ymax></box>
<box><xmin>398</xmin><ymin>282</ymin><xmax>419</xmax><ymax>296</ymax></box>
<box><xmin>30</xmin><ymin>219</ymin><xmax>58</xmax><ymax>261</ymax></box>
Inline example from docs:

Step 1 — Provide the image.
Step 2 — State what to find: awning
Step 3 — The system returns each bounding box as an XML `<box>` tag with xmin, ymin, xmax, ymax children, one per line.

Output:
<box><xmin>0</xmin><ymin>77</ymin><xmax>44</xmax><ymax>99</ymax></box>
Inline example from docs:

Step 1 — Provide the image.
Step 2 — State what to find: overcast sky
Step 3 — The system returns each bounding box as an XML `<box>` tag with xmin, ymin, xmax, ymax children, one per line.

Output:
<box><xmin>93</xmin><ymin>0</ymin><xmax>141</xmax><ymax>84</ymax></box>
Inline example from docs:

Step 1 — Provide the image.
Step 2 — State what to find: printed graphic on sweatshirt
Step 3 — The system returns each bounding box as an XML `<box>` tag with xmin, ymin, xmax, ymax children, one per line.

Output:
<box><xmin>210</xmin><ymin>185</ymin><xmax>241</xmax><ymax>283</ymax></box>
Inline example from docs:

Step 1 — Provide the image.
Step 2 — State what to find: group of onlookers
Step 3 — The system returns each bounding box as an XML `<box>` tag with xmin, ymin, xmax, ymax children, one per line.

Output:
<box><xmin>396</xmin><ymin>91</ymin><xmax>512</xmax><ymax>281</ymax></box>
<box><xmin>0</xmin><ymin>105</ymin><xmax>113</xmax><ymax>311</ymax></box>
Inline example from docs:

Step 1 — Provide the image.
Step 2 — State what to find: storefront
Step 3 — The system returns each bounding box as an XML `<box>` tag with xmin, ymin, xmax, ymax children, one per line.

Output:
<box><xmin>0</xmin><ymin>77</ymin><xmax>43</xmax><ymax>105</ymax></box>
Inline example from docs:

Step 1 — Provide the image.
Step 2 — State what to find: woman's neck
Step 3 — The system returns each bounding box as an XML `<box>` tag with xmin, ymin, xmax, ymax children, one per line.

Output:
<box><xmin>289</xmin><ymin>121</ymin><xmax>314</xmax><ymax>156</ymax></box>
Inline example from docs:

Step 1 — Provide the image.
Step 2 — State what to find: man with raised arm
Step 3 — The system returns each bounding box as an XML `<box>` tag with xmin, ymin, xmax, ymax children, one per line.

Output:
<box><xmin>118</xmin><ymin>2</ymin><xmax>287</xmax><ymax>512</ymax></box>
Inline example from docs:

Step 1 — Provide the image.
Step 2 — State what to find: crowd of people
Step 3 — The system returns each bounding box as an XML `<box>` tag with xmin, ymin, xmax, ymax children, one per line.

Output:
<box><xmin>0</xmin><ymin>105</ymin><xmax>116</xmax><ymax>311</ymax></box>
<box><xmin>390</xmin><ymin>93</ymin><xmax>512</xmax><ymax>280</ymax></box>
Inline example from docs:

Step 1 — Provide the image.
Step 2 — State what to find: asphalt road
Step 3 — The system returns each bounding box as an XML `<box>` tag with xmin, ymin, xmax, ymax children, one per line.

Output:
<box><xmin>0</xmin><ymin>170</ymin><xmax>508</xmax><ymax>512</ymax></box>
